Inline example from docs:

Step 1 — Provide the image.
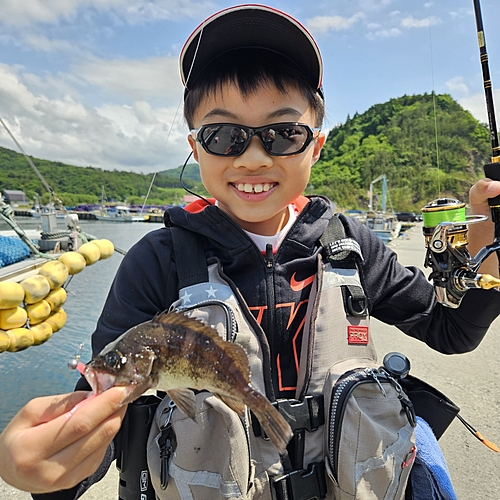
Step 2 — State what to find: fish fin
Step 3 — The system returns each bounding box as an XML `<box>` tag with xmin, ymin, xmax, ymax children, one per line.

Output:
<box><xmin>152</xmin><ymin>311</ymin><xmax>251</xmax><ymax>380</ymax></box>
<box><xmin>247</xmin><ymin>387</ymin><xmax>293</xmax><ymax>454</ymax></box>
<box><xmin>213</xmin><ymin>392</ymin><xmax>246</xmax><ymax>415</ymax></box>
<box><xmin>167</xmin><ymin>388</ymin><xmax>197</xmax><ymax>420</ymax></box>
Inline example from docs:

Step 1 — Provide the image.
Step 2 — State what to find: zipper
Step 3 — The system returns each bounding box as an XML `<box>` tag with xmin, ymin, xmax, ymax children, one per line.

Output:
<box><xmin>328</xmin><ymin>368</ymin><xmax>398</xmax><ymax>482</ymax></box>
<box><xmin>265</xmin><ymin>244</ymin><xmax>277</xmax><ymax>372</ymax></box>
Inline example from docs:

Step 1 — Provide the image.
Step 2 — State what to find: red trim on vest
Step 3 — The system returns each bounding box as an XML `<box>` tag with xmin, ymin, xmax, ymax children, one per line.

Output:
<box><xmin>184</xmin><ymin>198</ymin><xmax>215</xmax><ymax>213</ymax></box>
<box><xmin>184</xmin><ymin>196</ymin><xmax>311</xmax><ymax>215</ymax></box>
<box><xmin>347</xmin><ymin>325</ymin><xmax>369</xmax><ymax>345</ymax></box>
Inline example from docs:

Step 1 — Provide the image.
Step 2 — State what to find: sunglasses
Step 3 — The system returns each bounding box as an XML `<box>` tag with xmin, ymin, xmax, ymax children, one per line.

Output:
<box><xmin>190</xmin><ymin>122</ymin><xmax>320</xmax><ymax>157</ymax></box>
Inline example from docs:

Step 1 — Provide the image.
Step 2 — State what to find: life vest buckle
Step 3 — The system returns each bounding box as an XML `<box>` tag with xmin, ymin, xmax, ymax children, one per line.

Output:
<box><xmin>271</xmin><ymin>461</ymin><xmax>327</xmax><ymax>500</ymax></box>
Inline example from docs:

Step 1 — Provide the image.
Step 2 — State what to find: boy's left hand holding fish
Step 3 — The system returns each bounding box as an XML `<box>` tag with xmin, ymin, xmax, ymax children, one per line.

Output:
<box><xmin>0</xmin><ymin>387</ymin><xmax>128</xmax><ymax>493</ymax></box>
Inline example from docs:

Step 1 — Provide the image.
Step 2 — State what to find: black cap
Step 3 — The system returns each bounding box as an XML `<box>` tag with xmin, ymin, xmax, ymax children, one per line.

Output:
<box><xmin>180</xmin><ymin>4</ymin><xmax>323</xmax><ymax>95</ymax></box>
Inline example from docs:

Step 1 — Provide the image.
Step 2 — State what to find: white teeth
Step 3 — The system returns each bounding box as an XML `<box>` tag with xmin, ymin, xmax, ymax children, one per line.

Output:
<box><xmin>235</xmin><ymin>182</ymin><xmax>274</xmax><ymax>193</ymax></box>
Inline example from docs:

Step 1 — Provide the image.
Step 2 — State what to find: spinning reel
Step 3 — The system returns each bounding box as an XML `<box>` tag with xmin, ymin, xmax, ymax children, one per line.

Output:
<box><xmin>422</xmin><ymin>198</ymin><xmax>500</xmax><ymax>308</ymax></box>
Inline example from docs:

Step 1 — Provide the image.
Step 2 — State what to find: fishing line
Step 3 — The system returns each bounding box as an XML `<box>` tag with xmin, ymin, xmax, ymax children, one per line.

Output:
<box><xmin>0</xmin><ymin>115</ymin><xmax>67</xmax><ymax>211</ymax></box>
<box><xmin>142</xmin><ymin>9</ymin><xmax>210</xmax><ymax>210</ymax></box>
<box><xmin>427</xmin><ymin>5</ymin><xmax>442</xmax><ymax>197</ymax></box>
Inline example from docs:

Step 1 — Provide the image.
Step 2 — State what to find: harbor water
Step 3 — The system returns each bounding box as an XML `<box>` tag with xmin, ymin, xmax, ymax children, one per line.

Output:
<box><xmin>0</xmin><ymin>218</ymin><xmax>164</xmax><ymax>431</ymax></box>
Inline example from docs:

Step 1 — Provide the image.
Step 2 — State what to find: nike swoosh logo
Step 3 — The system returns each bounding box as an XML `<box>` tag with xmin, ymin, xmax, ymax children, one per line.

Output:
<box><xmin>290</xmin><ymin>273</ymin><xmax>315</xmax><ymax>292</ymax></box>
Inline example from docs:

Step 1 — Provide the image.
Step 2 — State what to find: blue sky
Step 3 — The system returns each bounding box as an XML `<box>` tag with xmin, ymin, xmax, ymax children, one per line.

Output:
<box><xmin>0</xmin><ymin>0</ymin><xmax>499</xmax><ymax>173</ymax></box>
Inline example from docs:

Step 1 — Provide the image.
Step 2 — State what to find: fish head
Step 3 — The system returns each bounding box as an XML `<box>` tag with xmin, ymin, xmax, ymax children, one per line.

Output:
<box><xmin>84</xmin><ymin>341</ymin><xmax>157</xmax><ymax>402</ymax></box>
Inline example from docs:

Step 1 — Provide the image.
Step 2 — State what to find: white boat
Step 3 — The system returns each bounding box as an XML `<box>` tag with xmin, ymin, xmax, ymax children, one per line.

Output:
<box><xmin>364</xmin><ymin>175</ymin><xmax>401</xmax><ymax>244</ymax></box>
<box><xmin>29</xmin><ymin>198</ymin><xmax>67</xmax><ymax>219</ymax></box>
<box><xmin>364</xmin><ymin>210</ymin><xmax>402</xmax><ymax>244</ymax></box>
<box><xmin>95</xmin><ymin>205</ymin><xmax>144</xmax><ymax>222</ymax></box>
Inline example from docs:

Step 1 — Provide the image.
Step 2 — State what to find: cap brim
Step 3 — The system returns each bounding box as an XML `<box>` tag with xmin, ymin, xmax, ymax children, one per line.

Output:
<box><xmin>180</xmin><ymin>4</ymin><xmax>322</xmax><ymax>91</ymax></box>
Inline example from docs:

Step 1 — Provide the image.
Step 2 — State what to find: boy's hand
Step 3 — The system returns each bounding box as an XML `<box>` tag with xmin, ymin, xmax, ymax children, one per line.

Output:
<box><xmin>0</xmin><ymin>388</ymin><xmax>128</xmax><ymax>494</ymax></box>
<box><xmin>468</xmin><ymin>177</ymin><xmax>500</xmax><ymax>277</ymax></box>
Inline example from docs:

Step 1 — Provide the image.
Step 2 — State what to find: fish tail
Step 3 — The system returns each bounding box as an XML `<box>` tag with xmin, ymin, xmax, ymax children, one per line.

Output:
<box><xmin>247</xmin><ymin>388</ymin><xmax>293</xmax><ymax>454</ymax></box>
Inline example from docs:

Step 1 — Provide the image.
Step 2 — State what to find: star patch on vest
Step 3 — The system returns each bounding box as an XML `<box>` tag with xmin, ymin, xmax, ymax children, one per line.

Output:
<box><xmin>347</xmin><ymin>325</ymin><xmax>369</xmax><ymax>345</ymax></box>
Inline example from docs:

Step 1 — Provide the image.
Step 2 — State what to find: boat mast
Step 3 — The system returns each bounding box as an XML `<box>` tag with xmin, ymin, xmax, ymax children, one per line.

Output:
<box><xmin>369</xmin><ymin>174</ymin><xmax>387</xmax><ymax>212</ymax></box>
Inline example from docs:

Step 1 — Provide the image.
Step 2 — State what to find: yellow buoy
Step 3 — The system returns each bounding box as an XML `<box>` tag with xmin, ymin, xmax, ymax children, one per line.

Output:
<box><xmin>45</xmin><ymin>308</ymin><xmax>67</xmax><ymax>333</ymax></box>
<box><xmin>0</xmin><ymin>306</ymin><xmax>28</xmax><ymax>330</ymax></box>
<box><xmin>31</xmin><ymin>322</ymin><xmax>53</xmax><ymax>345</ymax></box>
<box><xmin>0</xmin><ymin>282</ymin><xmax>25</xmax><ymax>309</ymax></box>
<box><xmin>77</xmin><ymin>242</ymin><xmax>101</xmax><ymax>265</ymax></box>
<box><xmin>26</xmin><ymin>300</ymin><xmax>51</xmax><ymax>325</ymax></box>
<box><xmin>92</xmin><ymin>239</ymin><xmax>114</xmax><ymax>259</ymax></box>
<box><xmin>45</xmin><ymin>287</ymin><xmax>67</xmax><ymax>312</ymax></box>
<box><xmin>6</xmin><ymin>328</ymin><xmax>34</xmax><ymax>352</ymax></box>
<box><xmin>38</xmin><ymin>260</ymin><xmax>69</xmax><ymax>289</ymax></box>
<box><xmin>0</xmin><ymin>330</ymin><xmax>11</xmax><ymax>353</ymax></box>
<box><xmin>58</xmin><ymin>251</ymin><xmax>86</xmax><ymax>275</ymax></box>
<box><xmin>20</xmin><ymin>275</ymin><xmax>51</xmax><ymax>304</ymax></box>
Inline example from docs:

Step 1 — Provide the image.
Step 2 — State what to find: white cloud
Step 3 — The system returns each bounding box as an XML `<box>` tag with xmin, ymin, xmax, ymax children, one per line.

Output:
<box><xmin>0</xmin><ymin>63</ymin><xmax>191</xmax><ymax>172</ymax></box>
<box><xmin>400</xmin><ymin>15</ymin><xmax>441</xmax><ymax>29</ymax></box>
<box><xmin>0</xmin><ymin>0</ymin><xmax>213</xmax><ymax>27</ymax></box>
<box><xmin>459</xmin><ymin>90</ymin><xmax>500</xmax><ymax>126</ymax></box>
<box><xmin>72</xmin><ymin>55</ymin><xmax>183</xmax><ymax>102</ymax></box>
<box><xmin>446</xmin><ymin>76</ymin><xmax>469</xmax><ymax>96</ymax></box>
<box><xmin>368</xmin><ymin>28</ymin><xmax>402</xmax><ymax>39</ymax></box>
<box><xmin>22</xmin><ymin>34</ymin><xmax>83</xmax><ymax>53</ymax></box>
<box><xmin>306</xmin><ymin>13</ymin><xmax>365</xmax><ymax>35</ymax></box>
<box><xmin>449</xmin><ymin>7</ymin><xmax>471</xmax><ymax>19</ymax></box>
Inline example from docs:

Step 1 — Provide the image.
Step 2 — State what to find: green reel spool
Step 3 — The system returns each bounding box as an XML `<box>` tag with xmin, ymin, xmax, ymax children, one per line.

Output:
<box><xmin>421</xmin><ymin>198</ymin><xmax>466</xmax><ymax>228</ymax></box>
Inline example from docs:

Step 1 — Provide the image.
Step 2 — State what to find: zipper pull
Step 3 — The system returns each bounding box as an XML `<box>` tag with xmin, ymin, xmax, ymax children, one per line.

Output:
<box><xmin>158</xmin><ymin>400</ymin><xmax>176</xmax><ymax>490</ymax></box>
<box><xmin>367</xmin><ymin>368</ymin><xmax>387</xmax><ymax>396</ymax></box>
<box><xmin>265</xmin><ymin>243</ymin><xmax>274</xmax><ymax>269</ymax></box>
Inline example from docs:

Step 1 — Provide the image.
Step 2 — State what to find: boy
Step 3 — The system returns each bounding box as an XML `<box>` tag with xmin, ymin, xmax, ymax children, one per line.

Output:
<box><xmin>1</xmin><ymin>4</ymin><xmax>500</xmax><ymax>499</ymax></box>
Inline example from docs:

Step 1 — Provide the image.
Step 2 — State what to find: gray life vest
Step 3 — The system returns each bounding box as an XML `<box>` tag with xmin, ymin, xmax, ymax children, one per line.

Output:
<box><xmin>146</xmin><ymin>215</ymin><xmax>416</xmax><ymax>500</ymax></box>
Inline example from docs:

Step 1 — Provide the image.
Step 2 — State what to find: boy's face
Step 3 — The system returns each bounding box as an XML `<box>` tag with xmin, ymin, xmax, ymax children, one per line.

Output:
<box><xmin>187</xmin><ymin>82</ymin><xmax>325</xmax><ymax>236</ymax></box>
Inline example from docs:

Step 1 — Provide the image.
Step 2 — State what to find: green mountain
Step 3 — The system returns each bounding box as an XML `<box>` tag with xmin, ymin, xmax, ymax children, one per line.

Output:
<box><xmin>0</xmin><ymin>145</ymin><xmax>203</xmax><ymax>206</ymax></box>
<box><xmin>0</xmin><ymin>93</ymin><xmax>493</xmax><ymax>210</ymax></box>
<box><xmin>311</xmin><ymin>92</ymin><xmax>492</xmax><ymax>211</ymax></box>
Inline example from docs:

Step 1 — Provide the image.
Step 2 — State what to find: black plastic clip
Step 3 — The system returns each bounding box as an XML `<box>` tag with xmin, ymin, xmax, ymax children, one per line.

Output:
<box><xmin>158</xmin><ymin>401</ymin><xmax>176</xmax><ymax>490</ymax></box>
<box><xmin>271</xmin><ymin>461</ymin><xmax>327</xmax><ymax>500</ymax></box>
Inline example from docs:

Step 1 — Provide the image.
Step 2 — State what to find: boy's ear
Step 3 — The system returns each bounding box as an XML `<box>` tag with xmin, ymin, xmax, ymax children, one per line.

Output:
<box><xmin>311</xmin><ymin>132</ymin><xmax>326</xmax><ymax>166</ymax></box>
<box><xmin>187</xmin><ymin>134</ymin><xmax>199</xmax><ymax>162</ymax></box>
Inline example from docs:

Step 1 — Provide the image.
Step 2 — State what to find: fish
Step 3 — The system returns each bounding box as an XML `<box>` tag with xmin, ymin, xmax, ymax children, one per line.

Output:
<box><xmin>84</xmin><ymin>311</ymin><xmax>293</xmax><ymax>453</ymax></box>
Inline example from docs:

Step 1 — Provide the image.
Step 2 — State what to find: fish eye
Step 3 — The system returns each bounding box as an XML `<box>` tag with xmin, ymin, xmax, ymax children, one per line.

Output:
<box><xmin>104</xmin><ymin>351</ymin><xmax>125</xmax><ymax>372</ymax></box>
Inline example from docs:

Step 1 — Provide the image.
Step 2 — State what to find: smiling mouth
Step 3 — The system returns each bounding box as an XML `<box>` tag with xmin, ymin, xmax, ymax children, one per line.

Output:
<box><xmin>233</xmin><ymin>182</ymin><xmax>277</xmax><ymax>193</ymax></box>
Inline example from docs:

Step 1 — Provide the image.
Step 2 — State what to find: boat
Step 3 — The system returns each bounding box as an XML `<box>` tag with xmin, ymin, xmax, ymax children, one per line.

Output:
<box><xmin>144</xmin><ymin>207</ymin><xmax>164</xmax><ymax>223</ymax></box>
<box><xmin>0</xmin><ymin>198</ymin><xmax>118</xmax><ymax>354</ymax></box>
<box><xmin>94</xmin><ymin>205</ymin><xmax>145</xmax><ymax>222</ymax></box>
<box><xmin>364</xmin><ymin>175</ymin><xmax>401</xmax><ymax>244</ymax></box>
<box><xmin>29</xmin><ymin>196</ymin><xmax>67</xmax><ymax>219</ymax></box>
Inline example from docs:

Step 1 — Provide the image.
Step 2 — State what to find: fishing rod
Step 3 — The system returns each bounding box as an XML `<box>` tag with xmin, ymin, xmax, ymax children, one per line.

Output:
<box><xmin>473</xmin><ymin>0</ymin><xmax>500</xmax><ymax>268</ymax></box>
<box><xmin>420</xmin><ymin>0</ymin><xmax>500</xmax><ymax>307</ymax></box>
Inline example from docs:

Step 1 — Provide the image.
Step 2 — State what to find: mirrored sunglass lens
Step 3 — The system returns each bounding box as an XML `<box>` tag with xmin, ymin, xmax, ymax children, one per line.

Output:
<box><xmin>264</xmin><ymin>125</ymin><xmax>309</xmax><ymax>154</ymax></box>
<box><xmin>201</xmin><ymin>126</ymin><xmax>248</xmax><ymax>155</ymax></box>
